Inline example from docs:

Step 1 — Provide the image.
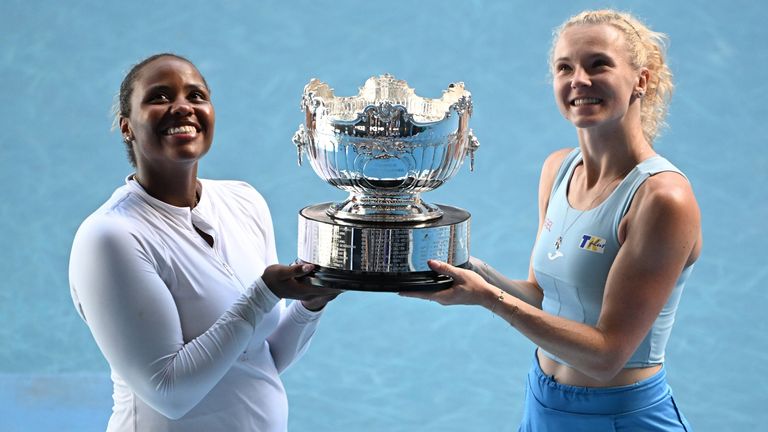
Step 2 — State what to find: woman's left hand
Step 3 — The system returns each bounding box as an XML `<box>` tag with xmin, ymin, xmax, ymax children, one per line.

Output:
<box><xmin>399</xmin><ymin>259</ymin><xmax>494</xmax><ymax>307</ymax></box>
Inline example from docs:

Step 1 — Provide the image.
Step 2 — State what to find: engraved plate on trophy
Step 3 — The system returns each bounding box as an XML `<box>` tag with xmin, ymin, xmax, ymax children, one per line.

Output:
<box><xmin>292</xmin><ymin>74</ymin><xmax>479</xmax><ymax>291</ymax></box>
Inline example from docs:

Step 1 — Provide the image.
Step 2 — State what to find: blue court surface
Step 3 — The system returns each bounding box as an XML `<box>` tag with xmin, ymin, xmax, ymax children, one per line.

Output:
<box><xmin>1</xmin><ymin>0</ymin><xmax>766</xmax><ymax>430</ymax></box>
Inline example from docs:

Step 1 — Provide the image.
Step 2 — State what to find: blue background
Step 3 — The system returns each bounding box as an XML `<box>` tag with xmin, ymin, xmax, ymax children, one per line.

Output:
<box><xmin>1</xmin><ymin>0</ymin><xmax>766</xmax><ymax>430</ymax></box>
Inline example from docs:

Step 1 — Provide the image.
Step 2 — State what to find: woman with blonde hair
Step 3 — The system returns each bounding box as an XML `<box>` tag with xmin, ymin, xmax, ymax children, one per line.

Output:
<box><xmin>403</xmin><ymin>10</ymin><xmax>699</xmax><ymax>431</ymax></box>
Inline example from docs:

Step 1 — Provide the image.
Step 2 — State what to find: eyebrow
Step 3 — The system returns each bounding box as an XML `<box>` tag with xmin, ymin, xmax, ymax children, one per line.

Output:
<box><xmin>145</xmin><ymin>83</ymin><xmax>209</xmax><ymax>93</ymax></box>
<box><xmin>554</xmin><ymin>53</ymin><xmax>612</xmax><ymax>63</ymax></box>
<box><xmin>185</xmin><ymin>83</ymin><xmax>209</xmax><ymax>91</ymax></box>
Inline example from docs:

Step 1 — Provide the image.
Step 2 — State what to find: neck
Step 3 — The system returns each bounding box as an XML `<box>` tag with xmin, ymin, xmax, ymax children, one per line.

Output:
<box><xmin>576</xmin><ymin>121</ymin><xmax>654</xmax><ymax>187</ymax></box>
<box><xmin>134</xmin><ymin>164</ymin><xmax>200</xmax><ymax>208</ymax></box>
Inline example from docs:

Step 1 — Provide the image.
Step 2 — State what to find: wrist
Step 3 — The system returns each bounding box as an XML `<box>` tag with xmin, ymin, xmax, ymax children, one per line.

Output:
<box><xmin>487</xmin><ymin>287</ymin><xmax>519</xmax><ymax>325</ymax></box>
<box><xmin>479</xmin><ymin>283</ymin><xmax>501</xmax><ymax>310</ymax></box>
<box><xmin>301</xmin><ymin>299</ymin><xmax>327</xmax><ymax>312</ymax></box>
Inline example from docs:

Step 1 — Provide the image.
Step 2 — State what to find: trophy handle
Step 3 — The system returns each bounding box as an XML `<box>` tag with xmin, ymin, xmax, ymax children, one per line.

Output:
<box><xmin>292</xmin><ymin>124</ymin><xmax>308</xmax><ymax>166</ymax></box>
<box><xmin>467</xmin><ymin>129</ymin><xmax>480</xmax><ymax>172</ymax></box>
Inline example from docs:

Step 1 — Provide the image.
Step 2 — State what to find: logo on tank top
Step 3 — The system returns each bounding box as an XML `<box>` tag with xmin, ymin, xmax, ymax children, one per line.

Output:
<box><xmin>579</xmin><ymin>235</ymin><xmax>606</xmax><ymax>253</ymax></box>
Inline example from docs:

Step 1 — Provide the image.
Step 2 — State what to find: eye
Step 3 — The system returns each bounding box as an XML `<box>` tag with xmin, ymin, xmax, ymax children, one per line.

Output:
<box><xmin>555</xmin><ymin>63</ymin><xmax>572</xmax><ymax>74</ymax></box>
<box><xmin>146</xmin><ymin>92</ymin><xmax>170</xmax><ymax>104</ymax></box>
<box><xmin>592</xmin><ymin>58</ymin><xmax>612</xmax><ymax>69</ymax></box>
<box><xmin>189</xmin><ymin>90</ymin><xmax>209</xmax><ymax>102</ymax></box>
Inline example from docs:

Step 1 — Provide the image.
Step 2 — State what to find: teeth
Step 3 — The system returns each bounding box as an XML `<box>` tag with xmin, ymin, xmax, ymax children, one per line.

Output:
<box><xmin>573</xmin><ymin>98</ymin><xmax>601</xmax><ymax>106</ymax></box>
<box><xmin>164</xmin><ymin>125</ymin><xmax>197</xmax><ymax>135</ymax></box>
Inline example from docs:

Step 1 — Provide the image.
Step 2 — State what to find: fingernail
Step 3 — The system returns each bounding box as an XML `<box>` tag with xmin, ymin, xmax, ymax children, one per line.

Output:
<box><xmin>302</xmin><ymin>264</ymin><xmax>313</xmax><ymax>272</ymax></box>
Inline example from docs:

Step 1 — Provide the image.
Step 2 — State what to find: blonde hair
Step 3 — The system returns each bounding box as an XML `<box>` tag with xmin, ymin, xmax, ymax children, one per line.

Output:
<box><xmin>551</xmin><ymin>10</ymin><xmax>673</xmax><ymax>143</ymax></box>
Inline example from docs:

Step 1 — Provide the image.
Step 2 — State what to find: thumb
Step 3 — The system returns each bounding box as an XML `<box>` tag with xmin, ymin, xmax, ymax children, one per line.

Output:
<box><xmin>427</xmin><ymin>259</ymin><xmax>459</xmax><ymax>278</ymax></box>
<box><xmin>290</xmin><ymin>262</ymin><xmax>315</xmax><ymax>277</ymax></box>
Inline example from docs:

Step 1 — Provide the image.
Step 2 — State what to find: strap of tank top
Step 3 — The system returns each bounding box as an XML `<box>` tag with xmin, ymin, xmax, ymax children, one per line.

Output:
<box><xmin>611</xmin><ymin>155</ymin><xmax>687</xmax><ymax>231</ymax></box>
<box><xmin>547</xmin><ymin>148</ymin><xmax>582</xmax><ymax>207</ymax></box>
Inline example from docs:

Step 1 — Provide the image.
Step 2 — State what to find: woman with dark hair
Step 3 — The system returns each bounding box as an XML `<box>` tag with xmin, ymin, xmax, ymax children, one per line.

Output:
<box><xmin>69</xmin><ymin>53</ymin><xmax>339</xmax><ymax>431</ymax></box>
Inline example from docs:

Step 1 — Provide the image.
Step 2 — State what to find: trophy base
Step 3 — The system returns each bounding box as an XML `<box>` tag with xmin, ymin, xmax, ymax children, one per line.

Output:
<box><xmin>297</xmin><ymin>203</ymin><xmax>470</xmax><ymax>292</ymax></box>
<box><xmin>300</xmin><ymin>263</ymin><xmax>470</xmax><ymax>292</ymax></box>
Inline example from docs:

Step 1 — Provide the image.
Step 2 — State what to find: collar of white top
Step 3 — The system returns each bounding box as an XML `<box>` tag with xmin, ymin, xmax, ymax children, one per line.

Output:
<box><xmin>125</xmin><ymin>175</ymin><xmax>207</xmax><ymax>220</ymax></box>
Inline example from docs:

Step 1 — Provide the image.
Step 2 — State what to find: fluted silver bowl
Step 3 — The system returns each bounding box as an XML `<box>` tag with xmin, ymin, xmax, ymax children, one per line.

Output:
<box><xmin>293</xmin><ymin>74</ymin><xmax>478</xmax><ymax>222</ymax></box>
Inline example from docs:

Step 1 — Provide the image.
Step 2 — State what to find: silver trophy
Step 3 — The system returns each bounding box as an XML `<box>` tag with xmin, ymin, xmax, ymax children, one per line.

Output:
<box><xmin>292</xmin><ymin>74</ymin><xmax>479</xmax><ymax>291</ymax></box>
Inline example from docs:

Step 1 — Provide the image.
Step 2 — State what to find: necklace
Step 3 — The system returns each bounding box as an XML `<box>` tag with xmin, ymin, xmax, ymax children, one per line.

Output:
<box><xmin>548</xmin><ymin>167</ymin><xmax>632</xmax><ymax>260</ymax></box>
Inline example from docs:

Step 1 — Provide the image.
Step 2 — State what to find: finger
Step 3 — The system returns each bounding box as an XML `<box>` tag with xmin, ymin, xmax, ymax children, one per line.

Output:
<box><xmin>292</xmin><ymin>278</ymin><xmax>344</xmax><ymax>296</ymax></box>
<box><xmin>313</xmin><ymin>286</ymin><xmax>344</xmax><ymax>296</ymax></box>
<box><xmin>307</xmin><ymin>293</ymin><xmax>341</xmax><ymax>303</ymax></box>
<box><xmin>398</xmin><ymin>290</ymin><xmax>437</xmax><ymax>300</ymax></box>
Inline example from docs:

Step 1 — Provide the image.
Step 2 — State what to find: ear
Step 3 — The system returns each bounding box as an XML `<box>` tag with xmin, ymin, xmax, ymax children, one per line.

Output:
<box><xmin>635</xmin><ymin>68</ymin><xmax>650</xmax><ymax>94</ymax></box>
<box><xmin>119</xmin><ymin>117</ymin><xmax>133</xmax><ymax>141</ymax></box>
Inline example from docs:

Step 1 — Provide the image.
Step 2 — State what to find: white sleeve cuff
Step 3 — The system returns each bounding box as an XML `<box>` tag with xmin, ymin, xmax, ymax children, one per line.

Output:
<box><xmin>248</xmin><ymin>278</ymin><xmax>281</xmax><ymax>313</ymax></box>
<box><xmin>290</xmin><ymin>300</ymin><xmax>325</xmax><ymax>323</ymax></box>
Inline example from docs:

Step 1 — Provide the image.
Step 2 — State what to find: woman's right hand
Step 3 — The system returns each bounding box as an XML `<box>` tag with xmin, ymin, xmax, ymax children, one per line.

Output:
<box><xmin>399</xmin><ymin>260</ymin><xmax>495</xmax><ymax>308</ymax></box>
<box><xmin>261</xmin><ymin>263</ymin><xmax>342</xmax><ymax>301</ymax></box>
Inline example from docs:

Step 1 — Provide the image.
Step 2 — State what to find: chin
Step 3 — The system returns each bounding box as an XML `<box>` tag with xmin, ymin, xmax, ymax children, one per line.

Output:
<box><xmin>174</xmin><ymin>143</ymin><xmax>211</xmax><ymax>161</ymax></box>
<box><xmin>567</xmin><ymin>117</ymin><xmax>602</xmax><ymax>129</ymax></box>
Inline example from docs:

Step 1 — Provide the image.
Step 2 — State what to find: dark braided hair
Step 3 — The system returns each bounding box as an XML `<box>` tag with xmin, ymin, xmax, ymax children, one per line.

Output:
<box><xmin>113</xmin><ymin>53</ymin><xmax>210</xmax><ymax>166</ymax></box>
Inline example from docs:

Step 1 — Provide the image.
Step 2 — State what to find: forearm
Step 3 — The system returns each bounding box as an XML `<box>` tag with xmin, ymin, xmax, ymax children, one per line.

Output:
<box><xmin>468</xmin><ymin>257</ymin><xmax>543</xmax><ymax>308</ymax></box>
<box><xmin>481</xmin><ymin>292</ymin><xmax>624</xmax><ymax>381</ymax></box>
<box><xmin>267</xmin><ymin>300</ymin><xmax>323</xmax><ymax>373</ymax></box>
<box><xmin>117</xmin><ymin>279</ymin><xmax>280</xmax><ymax>419</ymax></box>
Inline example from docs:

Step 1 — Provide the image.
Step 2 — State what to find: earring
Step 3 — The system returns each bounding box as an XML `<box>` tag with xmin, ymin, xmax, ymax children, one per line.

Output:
<box><xmin>123</xmin><ymin>135</ymin><xmax>133</xmax><ymax>144</ymax></box>
<box><xmin>635</xmin><ymin>89</ymin><xmax>646</xmax><ymax>99</ymax></box>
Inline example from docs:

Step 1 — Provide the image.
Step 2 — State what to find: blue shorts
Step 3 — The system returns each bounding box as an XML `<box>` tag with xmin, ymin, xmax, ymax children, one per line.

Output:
<box><xmin>519</xmin><ymin>351</ymin><xmax>692</xmax><ymax>431</ymax></box>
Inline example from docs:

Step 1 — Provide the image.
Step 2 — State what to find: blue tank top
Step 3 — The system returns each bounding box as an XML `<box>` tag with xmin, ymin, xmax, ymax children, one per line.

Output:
<box><xmin>531</xmin><ymin>148</ymin><xmax>694</xmax><ymax>368</ymax></box>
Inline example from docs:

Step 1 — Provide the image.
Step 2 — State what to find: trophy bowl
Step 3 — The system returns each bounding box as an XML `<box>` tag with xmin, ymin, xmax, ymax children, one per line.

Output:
<box><xmin>292</xmin><ymin>74</ymin><xmax>479</xmax><ymax>291</ymax></box>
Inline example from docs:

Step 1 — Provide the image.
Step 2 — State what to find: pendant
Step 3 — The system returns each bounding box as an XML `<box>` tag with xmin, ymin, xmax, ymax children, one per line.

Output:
<box><xmin>548</xmin><ymin>236</ymin><xmax>563</xmax><ymax>261</ymax></box>
<box><xmin>547</xmin><ymin>250</ymin><xmax>563</xmax><ymax>261</ymax></box>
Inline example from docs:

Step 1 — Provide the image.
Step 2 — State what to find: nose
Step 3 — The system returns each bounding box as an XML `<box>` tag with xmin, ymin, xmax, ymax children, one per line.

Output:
<box><xmin>570</xmin><ymin>67</ymin><xmax>591</xmax><ymax>89</ymax></box>
<box><xmin>169</xmin><ymin>99</ymin><xmax>193</xmax><ymax>116</ymax></box>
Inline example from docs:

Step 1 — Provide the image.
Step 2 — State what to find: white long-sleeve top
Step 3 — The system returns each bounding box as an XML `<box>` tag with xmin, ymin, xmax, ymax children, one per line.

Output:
<box><xmin>69</xmin><ymin>176</ymin><xmax>323</xmax><ymax>432</ymax></box>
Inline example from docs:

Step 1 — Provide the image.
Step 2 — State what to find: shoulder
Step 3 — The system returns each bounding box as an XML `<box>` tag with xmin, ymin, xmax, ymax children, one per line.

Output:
<box><xmin>619</xmin><ymin>169</ymin><xmax>703</xmax><ymax>267</ymax></box>
<box><xmin>74</xmin><ymin>188</ymin><xmax>144</xmax><ymax>243</ymax></box>
<box><xmin>71</xmin><ymin>210</ymin><xmax>147</xmax><ymax>270</ymax></box>
<box><xmin>200</xmin><ymin>179</ymin><xmax>272</xmax><ymax>224</ymax></box>
<box><xmin>202</xmin><ymin>179</ymin><xmax>265</xmax><ymax>201</ymax></box>
<box><xmin>202</xmin><ymin>179</ymin><xmax>269</xmax><ymax>208</ymax></box>
<box><xmin>635</xmin><ymin>171</ymin><xmax>698</xmax><ymax>214</ymax></box>
<box><xmin>541</xmin><ymin>147</ymin><xmax>575</xmax><ymax>177</ymax></box>
<box><xmin>628</xmin><ymin>171</ymin><xmax>701</xmax><ymax>244</ymax></box>
<box><xmin>72</xmin><ymin>185</ymin><xmax>164</xmax><ymax>259</ymax></box>
<box><xmin>537</xmin><ymin>147</ymin><xmax>576</xmax><ymax>204</ymax></box>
